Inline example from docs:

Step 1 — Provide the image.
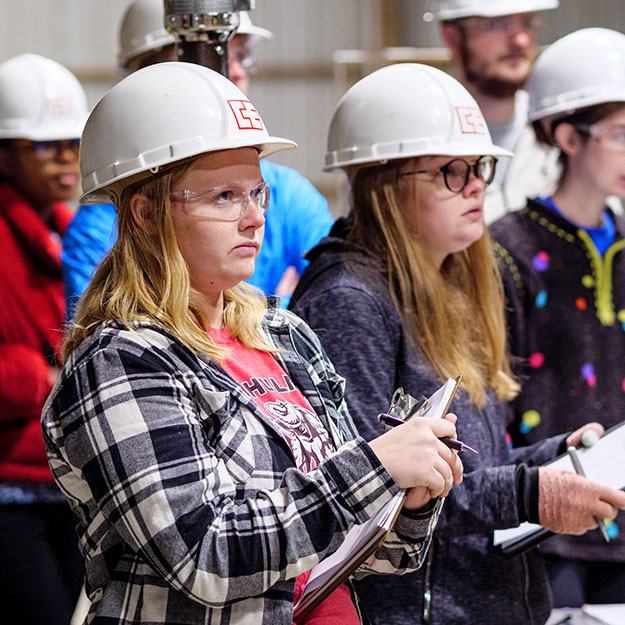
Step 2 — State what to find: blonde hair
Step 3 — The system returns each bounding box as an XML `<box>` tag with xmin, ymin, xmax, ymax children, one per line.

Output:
<box><xmin>63</xmin><ymin>157</ymin><xmax>270</xmax><ymax>361</ymax></box>
<box><xmin>349</xmin><ymin>162</ymin><xmax>519</xmax><ymax>408</ymax></box>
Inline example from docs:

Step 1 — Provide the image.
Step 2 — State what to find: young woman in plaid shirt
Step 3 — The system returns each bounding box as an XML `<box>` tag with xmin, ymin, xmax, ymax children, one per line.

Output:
<box><xmin>42</xmin><ymin>63</ymin><xmax>463</xmax><ymax>625</ymax></box>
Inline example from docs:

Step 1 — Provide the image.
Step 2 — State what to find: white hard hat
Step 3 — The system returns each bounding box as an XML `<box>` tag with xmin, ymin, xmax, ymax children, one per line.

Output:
<box><xmin>426</xmin><ymin>0</ymin><xmax>558</xmax><ymax>21</ymax></box>
<box><xmin>0</xmin><ymin>53</ymin><xmax>88</xmax><ymax>142</ymax></box>
<box><xmin>528</xmin><ymin>28</ymin><xmax>625</xmax><ymax>122</ymax></box>
<box><xmin>118</xmin><ymin>0</ymin><xmax>175</xmax><ymax>72</ymax></box>
<box><xmin>118</xmin><ymin>0</ymin><xmax>272</xmax><ymax>71</ymax></box>
<box><xmin>80</xmin><ymin>62</ymin><xmax>295</xmax><ymax>204</ymax></box>
<box><xmin>325</xmin><ymin>63</ymin><xmax>512</xmax><ymax>172</ymax></box>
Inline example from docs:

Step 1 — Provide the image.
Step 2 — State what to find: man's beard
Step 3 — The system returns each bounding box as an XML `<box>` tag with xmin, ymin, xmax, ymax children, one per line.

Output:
<box><xmin>459</xmin><ymin>38</ymin><xmax>528</xmax><ymax>99</ymax></box>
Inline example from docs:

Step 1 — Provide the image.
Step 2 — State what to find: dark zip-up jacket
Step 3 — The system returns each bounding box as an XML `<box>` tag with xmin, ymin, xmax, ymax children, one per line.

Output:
<box><xmin>491</xmin><ymin>199</ymin><xmax>625</xmax><ymax>561</ymax></box>
<box><xmin>290</xmin><ymin>218</ymin><xmax>565</xmax><ymax>625</ymax></box>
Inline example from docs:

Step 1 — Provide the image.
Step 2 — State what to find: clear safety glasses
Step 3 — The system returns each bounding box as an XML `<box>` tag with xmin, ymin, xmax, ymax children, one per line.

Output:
<box><xmin>399</xmin><ymin>155</ymin><xmax>497</xmax><ymax>193</ymax></box>
<box><xmin>575</xmin><ymin>124</ymin><xmax>625</xmax><ymax>153</ymax></box>
<box><xmin>460</xmin><ymin>13</ymin><xmax>542</xmax><ymax>35</ymax></box>
<box><xmin>170</xmin><ymin>180</ymin><xmax>270</xmax><ymax>221</ymax></box>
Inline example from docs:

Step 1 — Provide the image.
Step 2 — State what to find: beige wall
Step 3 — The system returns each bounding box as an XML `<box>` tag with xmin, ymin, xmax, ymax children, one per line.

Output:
<box><xmin>1</xmin><ymin>0</ymin><xmax>624</xmax><ymax>214</ymax></box>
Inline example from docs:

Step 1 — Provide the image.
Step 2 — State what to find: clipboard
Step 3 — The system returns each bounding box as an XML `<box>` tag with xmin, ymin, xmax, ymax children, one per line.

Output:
<box><xmin>293</xmin><ymin>376</ymin><xmax>462</xmax><ymax>619</ymax></box>
<box><xmin>493</xmin><ymin>420</ymin><xmax>625</xmax><ymax>558</ymax></box>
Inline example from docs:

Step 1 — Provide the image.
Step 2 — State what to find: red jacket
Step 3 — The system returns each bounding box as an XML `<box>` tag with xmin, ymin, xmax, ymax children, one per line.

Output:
<box><xmin>0</xmin><ymin>184</ymin><xmax>72</xmax><ymax>484</ymax></box>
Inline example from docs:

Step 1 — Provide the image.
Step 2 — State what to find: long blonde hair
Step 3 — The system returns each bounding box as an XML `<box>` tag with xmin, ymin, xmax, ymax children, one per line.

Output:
<box><xmin>349</xmin><ymin>162</ymin><xmax>519</xmax><ymax>408</ymax></box>
<box><xmin>63</xmin><ymin>157</ymin><xmax>270</xmax><ymax>361</ymax></box>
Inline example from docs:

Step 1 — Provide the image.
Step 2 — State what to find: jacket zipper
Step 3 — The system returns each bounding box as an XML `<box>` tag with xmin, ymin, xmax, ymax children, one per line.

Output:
<box><xmin>422</xmin><ymin>540</ymin><xmax>436</xmax><ymax>624</ymax></box>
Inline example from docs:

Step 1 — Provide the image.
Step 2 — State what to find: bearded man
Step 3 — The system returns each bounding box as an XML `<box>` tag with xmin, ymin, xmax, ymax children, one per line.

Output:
<box><xmin>430</xmin><ymin>0</ymin><xmax>560</xmax><ymax>221</ymax></box>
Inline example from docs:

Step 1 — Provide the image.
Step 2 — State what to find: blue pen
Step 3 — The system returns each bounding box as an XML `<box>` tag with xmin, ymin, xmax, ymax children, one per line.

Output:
<box><xmin>378</xmin><ymin>413</ymin><xmax>479</xmax><ymax>454</ymax></box>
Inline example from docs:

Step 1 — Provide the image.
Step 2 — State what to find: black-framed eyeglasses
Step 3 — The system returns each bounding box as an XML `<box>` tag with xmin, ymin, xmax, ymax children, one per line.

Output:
<box><xmin>13</xmin><ymin>138</ymin><xmax>80</xmax><ymax>162</ymax></box>
<box><xmin>399</xmin><ymin>155</ymin><xmax>497</xmax><ymax>193</ymax></box>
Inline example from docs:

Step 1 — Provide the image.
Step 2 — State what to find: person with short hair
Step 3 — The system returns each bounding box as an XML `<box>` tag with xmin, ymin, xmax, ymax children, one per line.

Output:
<box><xmin>0</xmin><ymin>53</ymin><xmax>87</xmax><ymax>625</ymax></box>
<box><xmin>62</xmin><ymin>0</ymin><xmax>332</xmax><ymax>317</ymax></box>
<box><xmin>429</xmin><ymin>0</ymin><xmax>560</xmax><ymax>221</ymax></box>
<box><xmin>491</xmin><ymin>27</ymin><xmax>625</xmax><ymax>607</ymax></box>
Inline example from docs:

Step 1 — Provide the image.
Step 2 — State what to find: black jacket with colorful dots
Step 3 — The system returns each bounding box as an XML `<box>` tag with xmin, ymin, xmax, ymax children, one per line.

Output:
<box><xmin>491</xmin><ymin>198</ymin><xmax>625</xmax><ymax>561</ymax></box>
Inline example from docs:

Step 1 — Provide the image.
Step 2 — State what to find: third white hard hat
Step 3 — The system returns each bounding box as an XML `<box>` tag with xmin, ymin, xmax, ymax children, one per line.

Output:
<box><xmin>237</xmin><ymin>11</ymin><xmax>273</xmax><ymax>47</ymax></box>
<box><xmin>528</xmin><ymin>28</ymin><xmax>625</xmax><ymax>122</ymax></box>
<box><xmin>0</xmin><ymin>53</ymin><xmax>87</xmax><ymax>142</ymax></box>
<box><xmin>426</xmin><ymin>0</ymin><xmax>558</xmax><ymax>21</ymax></box>
<box><xmin>80</xmin><ymin>62</ymin><xmax>295</xmax><ymax>204</ymax></box>
<box><xmin>117</xmin><ymin>0</ymin><xmax>175</xmax><ymax>72</ymax></box>
<box><xmin>118</xmin><ymin>0</ymin><xmax>272</xmax><ymax>72</ymax></box>
<box><xmin>325</xmin><ymin>63</ymin><xmax>511</xmax><ymax>172</ymax></box>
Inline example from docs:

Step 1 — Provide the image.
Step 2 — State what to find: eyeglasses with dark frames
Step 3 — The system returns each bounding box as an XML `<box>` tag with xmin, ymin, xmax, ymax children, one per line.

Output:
<box><xmin>399</xmin><ymin>155</ymin><xmax>497</xmax><ymax>193</ymax></box>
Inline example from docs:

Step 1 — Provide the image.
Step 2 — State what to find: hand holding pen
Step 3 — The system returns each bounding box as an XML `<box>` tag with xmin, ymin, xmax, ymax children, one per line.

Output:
<box><xmin>378</xmin><ymin>413</ymin><xmax>479</xmax><ymax>454</ymax></box>
<box><xmin>368</xmin><ymin>412</ymin><xmax>464</xmax><ymax>510</ymax></box>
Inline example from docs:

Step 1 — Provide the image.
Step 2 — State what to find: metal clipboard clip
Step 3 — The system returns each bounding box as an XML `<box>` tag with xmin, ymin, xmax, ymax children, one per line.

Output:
<box><xmin>387</xmin><ymin>387</ymin><xmax>432</xmax><ymax>421</ymax></box>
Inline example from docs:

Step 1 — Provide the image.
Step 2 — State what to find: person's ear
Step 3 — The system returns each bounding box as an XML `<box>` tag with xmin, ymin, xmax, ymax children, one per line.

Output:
<box><xmin>553</xmin><ymin>123</ymin><xmax>583</xmax><ymax>157</ymax></box>
<box><xmin>129</xmin><ymin>193</ymin><xmax>156</xmax><ymax>235</ymax></box>
<box><xmin>441</xmin><ymin>22</ymin><xmax>463</xmax><ymax>58</ymax></box>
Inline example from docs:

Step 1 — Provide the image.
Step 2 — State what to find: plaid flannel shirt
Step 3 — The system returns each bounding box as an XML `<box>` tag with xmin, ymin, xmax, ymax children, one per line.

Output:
<box><xmin>42</xmin><ymin>306</ymin><xmax>440</xmax><ymax>625</ymax></box>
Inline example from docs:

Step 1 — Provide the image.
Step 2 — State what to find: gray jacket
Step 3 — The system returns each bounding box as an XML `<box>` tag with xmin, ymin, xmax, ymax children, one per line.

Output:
<box><xmin>290</xmin><ymin>219</ymin><xmax>566</xmax><ymax>625</ymax></box>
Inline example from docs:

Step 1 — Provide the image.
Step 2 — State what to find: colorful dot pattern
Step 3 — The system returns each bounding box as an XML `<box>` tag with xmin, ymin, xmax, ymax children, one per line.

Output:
<box><xmin>581</xmin><ymin>363</ymin><xmax>596</xmax><ymax>387</ymax></box>
<box><xmin>605</xmin><ymin>519</ymin><xmax>620</xmax><ymax>540</ymax></box>
<box><xmin>532</xmin><ymin>251</ymin><xmax>549</xmax><ymax>272</ymax></box>
<box><xmin>529</xmin><ymin>353</ymin><xmax>544</xmax><ymax>369</ymax></box>
<box><xmin>520</xmin><ymin>409</ymin><xmax>541</xmax><ymax>434</ymax></box>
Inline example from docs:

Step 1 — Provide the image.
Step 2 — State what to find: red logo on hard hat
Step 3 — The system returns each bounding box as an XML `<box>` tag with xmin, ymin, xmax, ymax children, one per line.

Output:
<box><xmin>228</xmin><ymin>100</ymin><xmax>264</xmax><ymax>131</ymax></box>
<box><xmin>47</xmin><ymin>96</ymin><xmax>77</xmax><ymax>118</ymax></box>
<box><xmin>455</xmin><ymin>107</ymin><xmax>486</xmax><ymax>135</ymax></box>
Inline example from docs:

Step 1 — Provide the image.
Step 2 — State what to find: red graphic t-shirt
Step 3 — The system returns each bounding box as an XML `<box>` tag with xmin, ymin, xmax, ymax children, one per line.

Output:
<box><xmin>210</xmin><ymin>327</ymin><xmax>335</xmax><ymax>473</ymax></box>
<box><xmin>210</xmin><ymin>327</ymin><xmax>360</xmax><ymax>625</ymax></box>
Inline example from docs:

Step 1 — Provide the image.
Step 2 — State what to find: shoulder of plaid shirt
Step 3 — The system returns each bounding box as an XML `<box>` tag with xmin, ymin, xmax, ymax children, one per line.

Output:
<box><xmin>42</xmin><ymin>303</ymin><xmax>443</xmax><ymax>625</ymax></box>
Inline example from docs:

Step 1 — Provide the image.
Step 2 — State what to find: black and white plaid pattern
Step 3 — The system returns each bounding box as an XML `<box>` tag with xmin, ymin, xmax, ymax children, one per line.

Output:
<box><xmin>42</xmin><ymin>307</ymin><xmax>440</xmax><ymax>624</ymax></box>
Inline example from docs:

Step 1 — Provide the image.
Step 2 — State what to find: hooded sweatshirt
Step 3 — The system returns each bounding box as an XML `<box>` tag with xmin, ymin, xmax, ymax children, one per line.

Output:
<box><xmin>290</xmin><ymin>217</ymin><xmax>566</xmax><ymax>625</ymax></box>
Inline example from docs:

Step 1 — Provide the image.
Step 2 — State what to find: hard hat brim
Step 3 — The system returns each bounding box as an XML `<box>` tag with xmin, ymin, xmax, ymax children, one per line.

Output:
<box><xmin>324</xmin><ymin>142</ymin><xmax>513</xmax><ymax>172</ymax></box>
<box><xmin>79</xmin><ymin>136</ymin><xmax>296</xmax><ymax>205</ymax></box>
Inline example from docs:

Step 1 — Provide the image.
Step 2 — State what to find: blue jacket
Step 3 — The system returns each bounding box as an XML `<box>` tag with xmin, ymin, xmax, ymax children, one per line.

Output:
<box><xmin>62</xmin><ymin>160</ymin><xmax>333</xmax><ymax>316</ymax></box>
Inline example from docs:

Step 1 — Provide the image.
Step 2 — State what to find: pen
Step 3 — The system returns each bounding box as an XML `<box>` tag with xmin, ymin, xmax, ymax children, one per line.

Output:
<box><xmin>566</xmin><ymin>446</ymin><xmax>610</xmax><ymax>543</ymax></box>
<box><xmin>378</xmin><ymin>413</ymin><xmax>479</xmax><ymax>454</ymax></box>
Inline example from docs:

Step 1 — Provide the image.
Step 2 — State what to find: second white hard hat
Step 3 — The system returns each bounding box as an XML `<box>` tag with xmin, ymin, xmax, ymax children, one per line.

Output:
<box><xmin>117</xmin><ymin>0</ymin><xmax>175</xmax><ymax>71</ymax></box>
<box><xmin>0</xmin><ymin>53</ymin><xmax>88</xmax><ymax>142</ymax></box>
<box><xmin>325</xmin><ymin>63</ymin><xmax>512</xmax><ymax>172</ymax></box>
<box><xmin>528</xmin><ymin>28</ymin><xmax>625</xmax><ymax>122</ymax></box>
<box><xmin>80</xmin><ymin>62</ymin><xmax>295</xmax><ymax>204</ymax></box>
<box><xmin>426</xmin><ymin>0</ymin><xmax>558</xmax><ymax>21</ymax></box>
<box><xmin>118</xmin><ymin>0</ymin><xmax>273</xmax><ymax>72</ymax></box>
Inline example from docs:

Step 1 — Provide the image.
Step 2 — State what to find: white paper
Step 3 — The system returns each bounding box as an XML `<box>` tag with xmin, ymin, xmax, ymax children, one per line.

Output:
<box><xmin>581</xmin><ymin>603</ymin><xmax>625</xmax><ymax>625</ymax></box>
<box><xmin>421</xmin><ymin>377</ymin><xmax>459</xmax><ymax>420</ymax></box>
<box><xmin>493</xmin><ymin>422</ymin><xmax>625</xmax><ymax>547</ymax></box>
<box><xmin>294</xmin><ymin>489</ymin><xmax>405</xmax><ymax>604</ymax></box>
